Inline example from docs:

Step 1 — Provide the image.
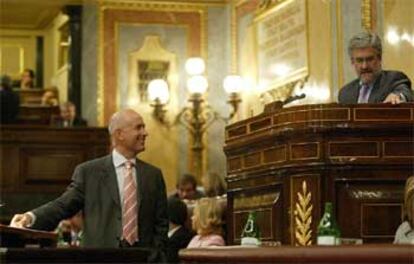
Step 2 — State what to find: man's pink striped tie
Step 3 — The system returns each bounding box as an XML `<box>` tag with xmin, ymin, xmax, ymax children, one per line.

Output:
<box><xmin>122</xmin><ymin>160</ymin><xmax>138</xmax><ymax>245</ymax></box>
<box><xmin>358</xmin><ymin>84</ymin><xmax>370</xmax><ymax>103</ymax></box>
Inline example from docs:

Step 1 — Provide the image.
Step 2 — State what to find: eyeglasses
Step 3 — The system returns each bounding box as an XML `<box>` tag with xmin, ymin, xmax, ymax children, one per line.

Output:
<box><xmin>353</xmin><ymin>56</ymin><xmax>377</xmax><ymax>65</ymax></box>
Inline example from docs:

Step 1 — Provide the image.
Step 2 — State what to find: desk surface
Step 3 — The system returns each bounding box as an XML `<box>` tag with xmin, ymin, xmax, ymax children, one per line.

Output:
<box><xmin>1</xmin><ymin>247</ymin><xmax>150</xmax><ymax>263</ymax></box>
<box><xmin>180</xmin><ymin>244</ymin><xmax>414</xmax><ymax>264</ymax></box>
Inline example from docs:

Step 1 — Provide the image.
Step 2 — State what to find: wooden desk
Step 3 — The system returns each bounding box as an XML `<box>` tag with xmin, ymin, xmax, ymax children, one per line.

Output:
<box><xmin>224</xmin><ymin>103</ymin><xmax>414</xmax><ymax>245</ymax></box>
<box><xmin>0</xmin><ymin>125</ymin><xmax>109</xmax><ymax>222</ymax></box>
<box><xmin>18</xmin><ymin>105</ymin><xmax>60</xmax><ymax>125</ymax></box>
<box><xmin>179</xmin><ymin>245</ymin><xmax>414</xmax><ymax>264</ymax></box>
<box><xmin>0</xmin><ymin>224</ymin><xmax>57</xmax><ymax>248</ymax></box>
<box><xmin>1</xmin><ymin>248</ymin><xmax>149</xmax><ymax>263</ymax></box>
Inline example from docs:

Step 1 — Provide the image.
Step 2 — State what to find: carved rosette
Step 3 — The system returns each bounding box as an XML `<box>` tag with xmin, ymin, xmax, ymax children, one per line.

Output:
<box><xmin>294</xmin><ymin>180</ymin><xmax>313</xmax><ymax>246</ymax></box>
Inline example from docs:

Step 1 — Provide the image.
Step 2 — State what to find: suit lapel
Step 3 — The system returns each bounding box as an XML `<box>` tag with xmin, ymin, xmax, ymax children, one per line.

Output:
<box><xmin>368</xmin><ymin>72</ymin><xmax>384</xmax><ymax>103</ymax></box>
<box><xmin>349</xmin><ymin>81</ymin><xmax>361</xmax><ymax>103</ymax></box>
<box><xmin>135</xmin><ymin>159</ymin><xmax>144</xmax><ymax>214</ymax></box>
<box><xmin>101</xmin><ymin>155</ymin><xmax>121</xmax><ymax>208</ymax></box>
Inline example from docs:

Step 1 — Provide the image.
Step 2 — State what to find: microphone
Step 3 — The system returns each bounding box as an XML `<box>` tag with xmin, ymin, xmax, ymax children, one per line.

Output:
<box><xmin>283</xmin><ymin>93</ymin><xmax>306</xmax><ymax>105</ymax></box>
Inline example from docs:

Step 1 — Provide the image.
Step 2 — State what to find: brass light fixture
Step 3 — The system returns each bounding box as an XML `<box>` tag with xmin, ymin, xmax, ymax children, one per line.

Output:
<box><xmin>148</xmin><ymin>57</ymin><xmax>243</xmax><ymax>177</ymax></box>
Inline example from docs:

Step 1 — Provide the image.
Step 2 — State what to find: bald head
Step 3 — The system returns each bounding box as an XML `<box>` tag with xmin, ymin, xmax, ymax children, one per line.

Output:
<box><xmin>108</xmin><ymin>109</ymin><xmax>148</xmax><ymax>158</ymax></box>
<box><xmin>108</xmin><ymin>109</ymin><xmax>139</xmax><ymax>134</ymax></box>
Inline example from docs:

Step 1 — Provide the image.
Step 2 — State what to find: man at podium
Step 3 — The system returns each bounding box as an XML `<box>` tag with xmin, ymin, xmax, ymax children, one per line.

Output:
<box><xmin>10</xmin><ymin>109</ymin><xmax>168</xmax><ymax>260</ymax></box>
<box><xmin>338</xmin><ymin>31</ymin><xmax>413</xmax><ymax>104</ymax></box>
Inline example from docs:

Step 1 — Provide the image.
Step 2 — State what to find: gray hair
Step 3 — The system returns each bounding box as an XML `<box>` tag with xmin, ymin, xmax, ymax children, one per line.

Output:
<box><xmin>108</xmin><ymin>111</ymin><xmax>121</xmax><ymax>135</ymax></box>
<box><xmin>348</xmin><ymin>31</ymin><xmax>382</xmax><ymax>58</ymax></box>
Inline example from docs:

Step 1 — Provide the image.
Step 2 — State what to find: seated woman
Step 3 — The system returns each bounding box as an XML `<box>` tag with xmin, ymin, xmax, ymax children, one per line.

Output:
<box><xmin>20</xmin><ymin>69</ymin><xmax>36</xmax><ymax>89</ymax></box>
<box><xmin>41</xmin><ymin>87</ymin><xmax>59</xmax><ymax>106</ymax></box>
<box><xmin>394</xmin><ymin>176</ymin><xmax>414</xmax><ymax>244</ymax></box>
<box><xmin>187</xmin><ymin>197</ymin><xmax>225</xmax><ymax>248</ymax></box>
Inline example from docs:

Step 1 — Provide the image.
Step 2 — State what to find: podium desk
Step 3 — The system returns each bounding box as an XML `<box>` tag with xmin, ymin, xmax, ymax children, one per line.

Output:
<box><xmin>0</xmin><ymin>224</ymin><xmax>57</xmax><ymax>248</ymax></box>
<box><xmin>1</xmin><ymin>247</ymin><xmax>150</xmax><ymax>264</ymax></box>
<box><xmin>179</xmin><ymin>245</ymin><xmax>414</xmax><ymax>264</ymax></box>
<box><xmin>224</xmin><ymin>103</ymin><xmax>414</xmax><ymax>245</ymax></box>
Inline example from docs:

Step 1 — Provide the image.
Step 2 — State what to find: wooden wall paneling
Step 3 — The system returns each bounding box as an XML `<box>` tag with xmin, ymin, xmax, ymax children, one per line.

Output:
<box><xmin>231</xmin><ymin>182</ymin><xmax>283</xmax><ymax>245</ymax></box>
<box><xmin>0</xmin><ymin>126</ymin><xmax>109</xmax><ymax>222</ymax></box>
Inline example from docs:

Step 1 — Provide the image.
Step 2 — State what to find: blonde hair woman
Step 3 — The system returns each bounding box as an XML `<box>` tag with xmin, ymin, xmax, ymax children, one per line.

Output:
<box><xmin>187</xmin><ymin>197</ymin><xmax>225</xmax><ymax>248</ymax></box>
<box><xmin>394</xmin><ymin>176</ymin><xmax>414</xmax><ymax>244</ymax></box>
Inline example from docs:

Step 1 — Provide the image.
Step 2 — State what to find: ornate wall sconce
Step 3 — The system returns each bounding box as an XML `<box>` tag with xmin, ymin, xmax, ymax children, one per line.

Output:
<box><xmin>148</xmin><ymin>57</ymin><xmax>243</xmax><ymax>177</ymax></box>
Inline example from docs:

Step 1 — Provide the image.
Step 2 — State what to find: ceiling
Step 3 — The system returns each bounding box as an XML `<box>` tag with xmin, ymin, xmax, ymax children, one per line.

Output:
<box><xmin>0</xmin><ymin>0</ymin><xmax>229</xmax><ymax>30</ymax></box>
<box><xmin>0</xmin><ymin>0</ymin><xmax>83</xmax><ymax>30</ymax></box>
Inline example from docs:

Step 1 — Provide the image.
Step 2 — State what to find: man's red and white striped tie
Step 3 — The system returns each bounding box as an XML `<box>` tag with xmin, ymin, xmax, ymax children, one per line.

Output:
<box><xmin>122</xmin><ymin>160</ymin><xmax>138</xmax><ymax>245</ymax></box>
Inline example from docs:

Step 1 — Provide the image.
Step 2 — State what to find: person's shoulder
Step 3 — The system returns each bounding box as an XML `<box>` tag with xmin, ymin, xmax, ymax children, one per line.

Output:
<box><xmin>340</xmin><ymin>78</ymin><xmax>359</xmax><ymax>91</ymax></box>
<box><xmin>77</xmin><ymin>155</ymin><xmax>111</xmax><ymax>170</ymax></box>
<box><xmin>136</xmin><ymin>159</ymin><xmax>161</xmax><ymax>172</ymax></box>
<box><xmin>381</xmin><ymin>70</ymin><xmax>410</xmax><ymax>80</ymax></box>
<box><xmin>394</xmin><ymin>221</ymin><xmax>413</xmax><ymax>244</ymax></box>
<box><xmin>206</xmin><ymin>234</ymin><xmax>225</xmax><ymax>246</ymax></box>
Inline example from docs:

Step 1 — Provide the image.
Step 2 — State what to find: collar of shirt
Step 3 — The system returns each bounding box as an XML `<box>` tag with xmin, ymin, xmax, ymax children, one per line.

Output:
<box><xmin>112</xmin><ymin>149</ymin><xmax>137</xmax><ymax>203</ymax></box>
<box><xmin>168</xmin><ymin>225</ymin><xmax>182</xmax><ymax>238</ymax></box>
<box><xmin>112</xmin><ymin>149</ymin><xmax>136</xmax><ymax>168</ymax></box>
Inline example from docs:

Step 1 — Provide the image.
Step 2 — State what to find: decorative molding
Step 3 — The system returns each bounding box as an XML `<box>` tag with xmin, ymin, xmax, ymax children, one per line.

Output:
<box><xmin>255</xmin><ymin>0</ymin><xmax>289</xmax><ymax>16</ymax></box>
<box><xmin>294</xmin><ymin>180</ymin><xmax>313</xmax><ymax>246</ymax></box>
<box><xmin>361</xmin><ymin>0</ymin><xmax>372</xmax><ymax>31</ymax></box>
<box><xmin>234</xmin><ymin>192</ymin><xmax>280</xmax><ymax>210</ymax></box>
<box><xmin>99</xmin><ymin>0</ymin><xmax>227</xmax><ymax>7</ymax></box>
<box><xmin>98</xmin><ymin>3</ymin><xmax>207</xmax><ymax>124</ymax></box>
<box><xmin>259</xmin><ymin>76</ymin><xmax>307</xmax><ymax>104</ymax></box>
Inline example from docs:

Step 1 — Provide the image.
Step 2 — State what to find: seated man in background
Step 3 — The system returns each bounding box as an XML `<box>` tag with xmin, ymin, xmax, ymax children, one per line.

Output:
<box><xmin>0</xmin><ymin>74</ymin><xmax>20</xmax><ymax>124</ymax></box>
<box><xmin>338</xmin><ymin>31</ymin><xmax>413</xmax><ymax>104</ymax></box>
<box><xmin>394</xmin><ymin>176</ymin><xmax>414</xmax><ymax>244</ymax></box>
<box><xmin>166</xmin><ymin>197</ymin><xmax>195</xmax><ymax>263</ymax></box>
<box><xmin>169</xmin><ymin>174</ymin><xmax>204</xmax><ymax>201</ymax></box>
<box><xmin>51</xmin><ymin>101</ymin><xmax>87</xmax><ymax>127</ymax></box>
<box><xmin>20</xmin><ymin>69</ymin><xmax>36</xmax><ymax>89</ymax></box>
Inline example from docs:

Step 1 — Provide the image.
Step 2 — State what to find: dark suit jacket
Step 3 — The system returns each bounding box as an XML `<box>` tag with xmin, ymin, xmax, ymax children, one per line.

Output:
<box><xmin>166</xmin><ymin>226</ymin><xmax>195</xmax><ymax>263</ymax></box>
<box><xmin>0</xmin><ymin>89</ymin><xmax>20</xmax><ymax>124</ymax></box>
<box><xmin>31</xmin><ymin>155</ymin><xmax>168</xmax><ymax>250</ymax></box>
<box><xmin>51</xmin><ymin>116</ymin><xmax>88</xmax><ymax>127</ymax></box>
<box><xmin>338</xmin><ymin>70</ymin><xmax>413</xmax><ymax>104</ymax></box>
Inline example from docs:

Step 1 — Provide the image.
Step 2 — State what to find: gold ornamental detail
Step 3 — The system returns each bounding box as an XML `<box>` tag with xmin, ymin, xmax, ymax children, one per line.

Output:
<box><xmin>361</xmin><ymin>0</ymin><xmax>372</xmax><ymax>31</ymax></box>
<box><xmin>294</xmin><ymin>180</ymin><xmax>313</xmax><ymax>246</ymax></box>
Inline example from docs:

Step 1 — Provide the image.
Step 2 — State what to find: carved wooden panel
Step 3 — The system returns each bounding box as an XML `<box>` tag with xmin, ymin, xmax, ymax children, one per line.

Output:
<box><xmin>290</xmin><ymin>174</ymin><xmax>320</xmax><ymax>246</ymax></box>
<box><xmin>336</xmin><ymin>182</ymin><xmax>404</xmax><ymax>243</ymax></box>
<box><xmin>232</xmin><ymin>185</ymin><xmax>283</xmax><ymax>244</ymax></box>
<box><xmin>263</xmin><ymin>145</ymin><xmax>287</xmax><ymax>164</ymax></box>
<box><xmin>329</xmin><ymin>142</ymin><xmax>379</xmax><ymax>158</ymax></box>
<box><xmin>354</xmin><ymin>107</ymin><xmax>412</xmax><ymax>121</ymax></box>
<box><xmin>224</xmin><ymin>103</ymin><xmax>414</xmax><ymax>245</ymax></box>
<box><xmin>21</xmin><ymin>147</ymin><xmax>86</xmax><ymax>183</ymax></box>
<box><xmin>290</xmin><ymin>143</ymin><xmax>319</xmax><ymax>161</ymax></box>
<box><xmin>383</xmin><ymin>141</ymin><xmax>414</xmax><ymax>158</ymax></box>
<box><xmin>0</xmin><ymin>126</ymin><xmax>109</xmax><ymax>222</ymax></box>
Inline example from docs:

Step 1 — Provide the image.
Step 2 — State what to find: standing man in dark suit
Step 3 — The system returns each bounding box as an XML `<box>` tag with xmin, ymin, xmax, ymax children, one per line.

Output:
<box><xmin>11</xmin><ymin>109</ymin><xmax>168</xmax><ymax>260</ymax></box>
<box><xmin>338</xmin><ymin>31</ymin><xmax>413</xmax><ymax>104</ymax></box>
<box><xmin>0</xmin><ymin>74</ymin><xmax>20</xmax><ymax>124</ymax></box>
